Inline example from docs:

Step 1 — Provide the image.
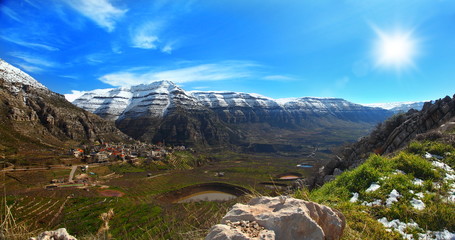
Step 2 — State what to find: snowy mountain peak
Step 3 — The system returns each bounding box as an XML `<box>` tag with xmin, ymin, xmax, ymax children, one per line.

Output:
<box><xmin>73</xmin><ymin>80</ymin><xmax>199</xmax><ymax>121</ymax></box>
<box><xmin>72</xmin><ymin>80</ymin><xmax>391</xmax><ymax>123</ymax></box>
<box><xmin>363</xmin><ymin>101</ymin><xmax>426</xmax><ymax>112</ymax></box>
<box><xmin>0</xmin><ymin>58</ymin><xmax>47</xmax><ymax>91</ymax></box>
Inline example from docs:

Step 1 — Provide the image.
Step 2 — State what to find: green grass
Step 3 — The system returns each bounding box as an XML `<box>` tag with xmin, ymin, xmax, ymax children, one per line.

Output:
<box><xmin>305</xmin><ymin>145</ymin><xmax>455</xmax><ymax>239</ymax></box>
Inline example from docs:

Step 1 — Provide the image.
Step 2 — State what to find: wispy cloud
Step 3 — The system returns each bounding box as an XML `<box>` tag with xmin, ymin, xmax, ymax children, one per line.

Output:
<box><xmin>99</xmin><ymin>61</ymin><xmax>259</xmax><ymax>87</ymax></box>
<box><xmin>85</xmin><ymin>53</ymin><xmax>106</xmax><ymax>65</ymax></box>
<box><xmin>63</xmin><ymin>0</ymin><xmax>127</xmax><ymax>32</ymax></box>
<box><xmin>9</xmin><ymin>52</ymin><xmax>58</xmax><ymax>68</ymax></box>
<box><xmin>1</xmin><ymin>6</ymin><xmax>21</xmax><ymax>22</ymax></box>
<box><xmin>161</xmin><ymin>42</ymin><xmax>173</xmax><ymax>54</ymax></box>
<box><xmin>1</xmin><ymin>36</ymin><xmax>60</xmax><ymax>51</ymax></box>
<box><xmin>64</xmin><ymin>90</ymin><xmax>87</xmax><ymax>102</ymax></box>
<box><xmin>130</xmin><ymin>21</ymin><xmax>163</xmax><ymax>49</ymax></box>
<box><xmin>15</xmin><ymin>63</ymin><xmax>43</xmax><ymax>73</ymax></box>
<box><xmin>263</xmin><ymin>75</ymin><xmax>295</xmax><ymax>81</ymax></box>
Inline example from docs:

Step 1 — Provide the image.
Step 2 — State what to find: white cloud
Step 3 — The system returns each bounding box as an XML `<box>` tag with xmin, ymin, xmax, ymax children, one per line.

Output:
<box><xmin>16</xmin><ymin>63</ymin><xmax>43</xmax><ymax>73</ymax></box>
<box><xmin>1</xmin><ymin>36</ymin><xmax>59</xmax><ymax>51</ymax></box>
<box><xmin>161</xmin><ymin>43</ymin><xmax>173</xmax><ymax>54</ymax></box>
<box><xmin>64</xmin><ymin>90</ymin><xmax>87</xmax><ymax>102</ymax></box>
<box><xmin>63</xmin><ymin>0</ymin><xmax>127</xmax><ymax>32</ymax></box>
<box><xmin>131</xmin><ymin>21</ymin><xmax>163</xmax><ymax>49</ymax></box>
<box><xmin>1</xmin><ymin>6</ymin><xmax>21</xmax><ymax>22</ymax></box>
<box><xmin>99</xmin><ymin>61</ymin><xmax>259</xmax><ymax>87</ymax></box>
<box><xmin>9</xmin><ymin>52</ymin><xmax>57</xmax><ymax>68</ymax></box>
<box><xmin>263</xmin><ymin>75</ymin><xmax>294</xmax><ymax>81</ymax></box>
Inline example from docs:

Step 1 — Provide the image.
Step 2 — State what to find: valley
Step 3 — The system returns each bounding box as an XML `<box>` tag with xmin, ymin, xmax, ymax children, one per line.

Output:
<box><xmin>1</xmin><ymin>56</ymin><xmax>453</xmax><ymax>240</ymax></box>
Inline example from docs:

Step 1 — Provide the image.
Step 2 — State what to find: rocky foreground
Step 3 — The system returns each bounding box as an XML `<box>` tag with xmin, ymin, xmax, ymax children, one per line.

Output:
<box><xmin>205</xmin><ymin>196</ymin><xmax>346</xmax><ymax>240</ymax></box>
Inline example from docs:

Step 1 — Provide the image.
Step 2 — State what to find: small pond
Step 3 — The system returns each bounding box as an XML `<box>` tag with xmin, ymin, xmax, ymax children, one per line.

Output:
<box><xmin>177</xmin><ymin>191</ymin><xmax>237</xmax><ymax>203</ymax></box>
<box><xmin>296</xmin><ymin>164</ymin><xmax>313</xmax><ymax>168</ymax></box>
<box><xmin>275</xmin><ymin>172</ymin><xmax>303</xmax><ymax>180</ymax></box>
<box><xmin>160</xmin><ymin>182</ymin><xmax>249</xmax><ymax>203</ymax></box>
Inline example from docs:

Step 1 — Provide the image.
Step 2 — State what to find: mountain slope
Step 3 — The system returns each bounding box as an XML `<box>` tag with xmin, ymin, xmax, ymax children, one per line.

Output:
<box><xmin>0</xmin><ymin>59</ymin><xmax>128</xmax><ymax>158</ymax></box>
<box><xmin>316</xmin><ymin>94</ymin><xmax>455</xmax><ymax>186</ymax></box>
<box><xmin>72</xmin><ymin>81</ymin><xmax>392</xmax><ymax>149</ymax></box>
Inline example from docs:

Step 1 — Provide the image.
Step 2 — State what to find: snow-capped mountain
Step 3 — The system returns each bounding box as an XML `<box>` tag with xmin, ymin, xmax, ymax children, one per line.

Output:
<box><xmin>0</xmin><ymin>59</ymin><xmax>128</xmax><ymax>156</ymax></box>
<box><xmin>72</xmin><ymin>81</ymin><xmax>391</xmax><ymax>124</ymax></box>
<box><xmin>0</xmin><ymin>58</ymin><xmax>47</xmax><ymax>92</ymax></box>
<box><xmin>71</xmin><ymin>81</ymin><xmax>392</xmax><ymax>147</ymax></box>
<box><xmin>73</xmin><ymin>80</ymin><xmax>203</xmax><ymax>121</ymax></box>
<box><xmin>363</xmin><ymin>101</ymin><xmax>426</xmax><ymax>113</ymax></box>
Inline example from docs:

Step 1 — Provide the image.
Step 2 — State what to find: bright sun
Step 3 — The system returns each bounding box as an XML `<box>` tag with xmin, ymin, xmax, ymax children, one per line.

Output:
<box><xmin>373</xmin><ymin>26</ymin><xmax>418</xmax><ymax>71</ymax></box>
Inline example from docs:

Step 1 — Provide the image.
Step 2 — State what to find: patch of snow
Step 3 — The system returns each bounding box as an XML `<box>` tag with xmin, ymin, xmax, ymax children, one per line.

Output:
<box><xmin>350</xmin><ymin>192</ymin><xmax>359</xmax><ymax>203</ymax></box>
<box><xmin>362</xmin><ymin>199</ymin><xmax>382</xmax><ymax>207</ymax></box>
<box><xmin>432</xmin><ymin>161</ymin><xmax>454</xmax><ymax>173</ymax></box>
<box><xmin>386</xmin><ymin>189</ymin><xmax>401</xmax><ymax>207</ymax></box>
<box><xmin>378</xmin><ymin>217</ymin><xmax>418</xmax><ymax>240</ymax></box>
<box><xmin>0</xmin><ymin>59</ymin><xmax>47</xmax><ymax>90</ymax></box>
<box><xmin>366</xmin><ymin>182</ymin><xmax>381</xmax><ymax>192</ymax></box>
<box><xmin>394</xmin><ymin>169</ymin><xmax>406</xmax><ymax>175</ymax></box>
<box><xmin>379</xmin><ymin>217</ymin><xmax>455</xmax><ymax>240</ymax></box>
<box><xmin>419</xmin><ymin>230</ymin><xmax>455</xmax><ymax>240</ymax></box>
<box><xmin>448</xmin><ymin>182</ymin><xmax>455</xmax><ymax>203</ymax></box>
<box><xmin>413</xmin><ymin>178</ymin><xmax>424</xmax><ymax>186</ymax></box>
<box><xmin>410</xmin><ymin>198</ymin><xmax>425</xmax><ymax>210</ymax></box>
<box><xmin>426</xmin><ymin>152</ymin><xmax>444</xmax><ymax>160</ymax></box>
<box><xmin>415</xmin><ymin>192</ymin><xmax>424</xmax><ymax>199</ymax></box>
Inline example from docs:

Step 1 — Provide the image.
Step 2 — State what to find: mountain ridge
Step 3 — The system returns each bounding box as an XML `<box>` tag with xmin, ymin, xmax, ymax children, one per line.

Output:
<box><xmin>72</xmin><ymin>80</ymin><xmax>392</xmax><ymax>148</ymax></box>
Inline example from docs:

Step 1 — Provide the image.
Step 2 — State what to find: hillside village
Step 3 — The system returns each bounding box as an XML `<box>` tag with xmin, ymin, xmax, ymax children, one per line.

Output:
<box><xmin>71</xmin><ymin>141</ymin><xmax>191</xmax><ymax>164</ymax></box>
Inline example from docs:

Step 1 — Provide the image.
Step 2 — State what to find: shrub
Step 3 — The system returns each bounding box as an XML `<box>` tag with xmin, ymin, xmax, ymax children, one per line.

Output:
<box><xmin>393</xmin><ymin>152</ymin><xmax>441</xmax><ymax>180</ymax></box>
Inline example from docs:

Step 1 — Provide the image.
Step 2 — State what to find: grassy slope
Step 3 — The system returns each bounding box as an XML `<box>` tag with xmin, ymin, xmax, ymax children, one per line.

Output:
<box><xmin>302</xmin><ymin>140</ymin><xmax>455</xmax><ymax>240</ymax></box>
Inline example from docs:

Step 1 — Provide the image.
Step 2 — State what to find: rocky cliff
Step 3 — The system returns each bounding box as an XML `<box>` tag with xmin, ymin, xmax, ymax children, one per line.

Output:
<box><xmin>316</xmin><ymin>95</ymin><xmax>455</xmax><ymax>186</ymax></box>
<box><xmin>0</xmin><ymin>59</ymin><xmax>128</xmax><ymax>157</ymax></box>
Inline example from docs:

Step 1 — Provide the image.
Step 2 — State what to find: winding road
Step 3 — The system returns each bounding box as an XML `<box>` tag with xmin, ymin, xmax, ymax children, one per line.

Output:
<box><xmin>68</xmin><ymin>165</ymin><xmax>77</xmax><ymax>182</ymax></box>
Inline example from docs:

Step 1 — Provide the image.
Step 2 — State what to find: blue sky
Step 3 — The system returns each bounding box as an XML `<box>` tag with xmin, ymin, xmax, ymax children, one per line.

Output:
<box><xmin>1</xmin><ymin>0</ymin><xmax>455</xmax><ymax>103</ymax></box>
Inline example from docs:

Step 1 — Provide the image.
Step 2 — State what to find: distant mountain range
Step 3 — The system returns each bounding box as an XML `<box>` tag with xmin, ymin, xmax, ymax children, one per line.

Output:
<box><xmin>1</xmin><ymin>58</ymin><xmax>427</xmax><ymax>153</ymax></box>
<box><xmin>71</xmin><ymin>80</ymin><xmax>393</xmax><ymax>149</ymax></box>
<box><xmin>363</xmin><ymin>101</ymin><xmax>426</xmax><ymax>113</ymax></box>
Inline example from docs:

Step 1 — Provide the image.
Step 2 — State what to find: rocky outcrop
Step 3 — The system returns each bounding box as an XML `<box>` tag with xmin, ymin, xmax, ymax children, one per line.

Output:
<box><xmin>206</xmin><ymin>196</ymin><xmax>345</xmax><ymax>240</ymax></box>
<box><xmin>30</xmin><ymin>228</ymin><xmax>76</xmax><ymax>240</ymax></box>
<box><xmin>315</xmin><ymin>95</ymin><xmax>455</xmax><ymax>186</ymax></box>
<box><xmin>0</xmin><ymin>59</ymin><xmax>129</xmax><ymax>157</ymax></box>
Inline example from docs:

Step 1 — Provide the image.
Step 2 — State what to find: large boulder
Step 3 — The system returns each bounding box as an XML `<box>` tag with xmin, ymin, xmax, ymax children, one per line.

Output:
<box><xmin>206</xmin><ymin>196</ymin><xmax>345</xmax><ymax>240</ymax></box>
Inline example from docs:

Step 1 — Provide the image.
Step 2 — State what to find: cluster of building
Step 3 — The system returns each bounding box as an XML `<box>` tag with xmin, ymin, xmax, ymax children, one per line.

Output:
<box><xmin>71</xmin><ymin>142</ymin><xmax>190</xmax><ymax>164</ymax></box>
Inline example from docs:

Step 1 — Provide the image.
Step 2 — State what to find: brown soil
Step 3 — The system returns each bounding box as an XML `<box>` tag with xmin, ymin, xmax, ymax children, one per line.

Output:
<box><xmin>99</xmin><ymin>189</ymin><xmax>125</xmax><ymax>197</ymax></box>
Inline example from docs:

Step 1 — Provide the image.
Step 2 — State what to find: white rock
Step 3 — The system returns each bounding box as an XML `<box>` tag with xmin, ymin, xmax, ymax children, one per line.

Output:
<box><xmin>206</xmin><ymin>196</ymin><xmax>345</xmax><ymax>240</ymax></box>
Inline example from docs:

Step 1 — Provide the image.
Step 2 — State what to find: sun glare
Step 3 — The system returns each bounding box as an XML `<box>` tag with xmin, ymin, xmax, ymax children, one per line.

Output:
<box><xmin>373</xmin><ymin>26</ymin><xmax>418</xmax><ymax>71</ymax></box>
